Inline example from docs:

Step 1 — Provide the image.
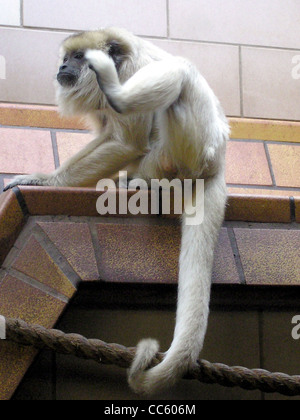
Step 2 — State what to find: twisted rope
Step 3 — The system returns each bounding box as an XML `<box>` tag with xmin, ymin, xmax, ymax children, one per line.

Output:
<box><xmin>4</xmin><ymin>317</ymin><xmax>300</xmax><ymax>397</ymax></box>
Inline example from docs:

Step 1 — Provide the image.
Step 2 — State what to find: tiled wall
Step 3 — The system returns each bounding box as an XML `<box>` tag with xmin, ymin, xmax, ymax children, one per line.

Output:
<box><xmin>2</xmin><ymin>128</ymin><xmax>300</xmax><ymax>195</ymax></box>
<box><xmin>0</xmin><ymin>0</ymin><xmax>300</xmax><ymax>120</ymax></box>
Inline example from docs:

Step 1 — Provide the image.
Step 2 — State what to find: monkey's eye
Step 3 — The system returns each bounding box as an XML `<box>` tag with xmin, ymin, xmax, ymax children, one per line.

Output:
<box><xmin>74</xmin><ymin>52</ymin><xmax>84</xmax><ymax>60</ymax></box>
<box><xmin>63</xmin><ymin>56</ymin><xmax>68</xmax><ymax>63</ymax></box>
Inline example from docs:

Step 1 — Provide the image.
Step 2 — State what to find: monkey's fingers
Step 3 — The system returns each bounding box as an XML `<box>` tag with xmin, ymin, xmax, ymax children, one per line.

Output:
<box><xmin>3</xmin><ymin>182</ymin><xmax>18</xmax><ymax>192</ymax></box>
<box><xmin>85</xmin><ymin>49</ymin><xmax>117</xmax><ymax>84</ymax></box>
<box><xmin>3</xmin><ymin>174</ymin><xmax>52</xmax><ymax>192</ymax></box>
<box><xmin>88</xmin><ymin>63</ymin><xmax>96</xmax><ymax>73</ymax></box>
<box><xmin>3</xmin><ymin>178</ymin><xmax>28</xmax><ymax>191</ymax></box>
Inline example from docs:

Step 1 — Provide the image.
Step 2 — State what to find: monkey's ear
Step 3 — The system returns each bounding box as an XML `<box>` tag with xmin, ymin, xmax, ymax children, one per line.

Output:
<box><xmin>107</xmin><ymin>40</ymin><xmax>125</xmax><ymax>71</ymax></box>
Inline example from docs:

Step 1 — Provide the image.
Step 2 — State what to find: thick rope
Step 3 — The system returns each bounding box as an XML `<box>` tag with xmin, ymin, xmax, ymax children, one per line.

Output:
<box><xmin>4</xmin><ymin>317</ymin><xmax>300</xmax><ymax>397</ymax></box>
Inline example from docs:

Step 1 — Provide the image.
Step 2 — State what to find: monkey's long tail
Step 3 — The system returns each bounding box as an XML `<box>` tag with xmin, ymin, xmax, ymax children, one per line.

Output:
<box><xmin>128</xmin><ymin>173</ymin><xmax>227</xmax><ymax>395</ymax></box>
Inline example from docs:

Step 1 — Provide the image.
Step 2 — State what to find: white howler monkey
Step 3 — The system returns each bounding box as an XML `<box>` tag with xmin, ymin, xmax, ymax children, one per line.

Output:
<box><xmin>5</xmin><ymin>28</ymin><xmax>229</xmax><ymax>395</ymax></box>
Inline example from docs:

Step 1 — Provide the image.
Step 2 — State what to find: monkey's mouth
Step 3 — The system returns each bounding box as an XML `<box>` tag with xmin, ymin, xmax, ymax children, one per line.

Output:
<box><xmin>57</xmin><ymin>71</ymin><xmax>78</xmax><ymax>87</ymax></box>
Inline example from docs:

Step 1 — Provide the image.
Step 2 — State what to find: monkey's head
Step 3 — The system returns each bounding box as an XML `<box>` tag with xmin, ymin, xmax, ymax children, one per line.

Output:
<box><xmin>55</xmin><ymin>28</ymin><xmax>138</xmax><ymax>116</ymax></box>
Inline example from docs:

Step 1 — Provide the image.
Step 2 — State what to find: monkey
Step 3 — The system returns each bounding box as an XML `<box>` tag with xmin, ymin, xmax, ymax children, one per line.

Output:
<box><xmin>4</xmin><ymin>27</ymin><xmax>229</xmax><ymax>395</ymax></box>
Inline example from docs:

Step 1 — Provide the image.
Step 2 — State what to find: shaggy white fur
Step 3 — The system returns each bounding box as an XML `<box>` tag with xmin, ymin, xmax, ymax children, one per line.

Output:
<box><xmin>5</xmin><ymin>28</ymin><xmax>229</xmax><ymax>395</ymax></box>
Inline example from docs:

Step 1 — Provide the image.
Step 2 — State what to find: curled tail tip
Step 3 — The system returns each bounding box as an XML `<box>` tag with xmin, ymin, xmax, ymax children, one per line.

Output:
<box><xmin>129</xmin><ymin>338</ymin><xmax>159</xmax><ymax>376</ymax></box>
<box><xmin>128</xmin><ymin>339</ymin><xmax>184</xmax><ymax>396</ymax></box>
<box><xmin>137</xmin><ymin>338</ymin><xmax>160</xmax><ymax>357</ymax></box>
<box><xmin>128</xmin><ymin>338</ymin><xmax>160</xmax><ymax>395</ymax></box>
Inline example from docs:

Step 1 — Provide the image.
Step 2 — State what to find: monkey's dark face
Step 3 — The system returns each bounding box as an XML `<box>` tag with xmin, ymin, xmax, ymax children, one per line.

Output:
<box><xmin>57</xmin><ymin>50</ymin><xmax>87</xmax><ymax>87</ymax></box>
<box><xmin>56</xmin><ymin>32</ymin><xmax>132</xmax><ymax>115</ymax></box>
<box><xmin>57</xmin><ymin>38</ymin><xmax>126</xmax><ymax>89</ymax></box>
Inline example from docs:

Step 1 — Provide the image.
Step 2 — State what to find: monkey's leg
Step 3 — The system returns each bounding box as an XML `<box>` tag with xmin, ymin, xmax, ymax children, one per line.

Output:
<box><xmin>4</xmin><ymin>135</ymin><xmax>143</xmax><ymax>190</ymax></box>
<box><xmin>54</xmin><ymin>138</ymin><xmax>144</xmax><ymax>187</ymax></box>
<box><xmin>86</xmin><ymin>50</ymin><xmax>186</xmax><ymax>114</ymax></box>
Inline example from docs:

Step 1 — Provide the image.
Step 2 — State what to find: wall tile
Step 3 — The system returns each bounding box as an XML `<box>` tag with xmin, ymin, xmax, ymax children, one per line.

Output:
<box><xmin>242</xmin><ymin>47</ymin><xmax>300</xmax><ymax>121</ymax></box>
<box><xmin>228</xmin><ymin>187</ymin><xmax>300</xmax><ymax>198</ymax></box>
<box><xmin>23</xmin><ymin>0</ymin><xmax>167</xmax><ymax>36</ymax></box>
<box><xmin>226</xmin><ymin>141</ymin><xmax>273</xmax><ymax>186</ymax></box>
<box><xmin>38</xmin><ymin>222</ymin><xmax>99</xmax><ymax>281</ymax></box>
<box><xmin>295</xmin><ymin>197</ymin><xmax>300</xmax><ymax>223</ymax></box>
<box><xmin>234</xmin><ymin>228</ymin><xmax>300</xmax><ymax>286</ymax></box>
<box><xmin>0</xmin><ymin>190</ymin><xmax>24</xmax><ymax>266</ymax></box>
<box><xmin>0</xmin><ymin>274</ymin><xmax>67</xmax><ymax>400</ymax></box>
<box><xmin>0</xmin><ymin>0</ymin><xmax>20</xmax><ymax>26</ymax></box>
<box><xmin>169</xmin><ymin>0</ymin><xmax>300</xmax><ymax>49</ymax></box>
<box><xmin>151</xmin><ymin>39</ymin><xmax>240</xmax><ymax>116</ymax></box>
<box><xmin>267</xmin><ymin>144</ymin><xmax>300</xmax><ymax>188</ymax></box>
<box><xmin>0</xmin><ymin>28</ymin><xmax>69</xmax><ymax>104</ymax></box>
<box><xmin>226</xmin><ymin>195</ymin><xmax>291</xmax><ymax>224</ymax></box>
<box><xmin>230</xmin><ymin>118</ymin><xmax>300</xmax><ymax>143</ymax></box>
<box><xmin>96</xmin><ymin>223</ymin><xmax>181</xmax><ymax>284</ymax></box>
<box><xmin>19</xmin><ymin>186</ymin><xmax>102</xmax><ymax>217</ymax></box>
<box><xmin>1</xmin><ymin>2</ymin><xmax>299</xmax><ymax>122</ymax></box>
<box><xmin>0</xmin><ymin>104</ymin><xmax>86</xmax><ymax>130</ymax></box>
<box><xmin>12</xmin><ymin>235</ymin><xmax>76</xmax><ymax>299</ymax></box>
<box><xmin>212</xmin><ymin>228</ymin><xmax>240</xmax><ymax>284</ymax></box>
<box><xmin>0</xmin><ymin>128</ymin><xmax>54</xmax><ymax>174</ymax></box>
<box><xmin>56</xmin><ymin>132</ymin><xmax>94</xmax><ymax>165</ymax></box>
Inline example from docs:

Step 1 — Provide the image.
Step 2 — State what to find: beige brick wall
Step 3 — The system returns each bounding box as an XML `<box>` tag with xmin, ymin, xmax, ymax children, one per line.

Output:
<box><xmin>0</xmin><ymin>0</ymin><xmax>299</xmax><ymax>120</ymax></box>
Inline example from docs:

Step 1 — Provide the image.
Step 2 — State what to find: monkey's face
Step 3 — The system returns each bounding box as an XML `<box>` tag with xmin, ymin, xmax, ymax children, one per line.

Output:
<box><xmin>57</xmin><ymin>50</ymin><xmax>87</xmax><ymax>87</ymax></box>
<box><xmin>55</xmin><ymin>29</ymin><xmax>135</xmax><ymax>115</ymax></box>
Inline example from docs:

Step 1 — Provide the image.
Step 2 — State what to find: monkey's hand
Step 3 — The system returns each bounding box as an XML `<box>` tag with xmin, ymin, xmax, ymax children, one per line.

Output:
<box><xmin>85</xmin><ymin>49</ymin><xmax>118</xmax><ymax>85</ymax></box>
<box><xmin>85</xmin><ymin>49</ymin><xmax>123</xmax><ymax>113</ymax></box>
<box><xmin>3</xmin><ymin>173</ymin><xmax>53</xmax><ymax>192</ymax></box>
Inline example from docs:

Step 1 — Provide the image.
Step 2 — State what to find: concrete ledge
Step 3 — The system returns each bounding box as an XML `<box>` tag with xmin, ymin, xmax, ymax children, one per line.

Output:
<box><xmin>1</xmin><ymin>104</ymin><xmax>300</xmax><ymax>143</ymax></box>
<box><xmin>0</xmin><ymin>186</ymin><xmax>299</xmax><ymax>399</ymax></box>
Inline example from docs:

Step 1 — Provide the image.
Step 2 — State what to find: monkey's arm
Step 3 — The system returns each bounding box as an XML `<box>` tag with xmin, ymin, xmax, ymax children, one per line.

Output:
<box><xmin>86</xmin><ymin>50</ymin><xmax>186</xmax><ymax>115</ymax></box>
<box><xmin>4</xmin><ymin>134</ymin><xmax>142</xmax><ymax>190</ymax></box>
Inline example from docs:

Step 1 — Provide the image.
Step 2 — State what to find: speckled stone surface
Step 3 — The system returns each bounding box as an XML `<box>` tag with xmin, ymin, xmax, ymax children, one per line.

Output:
<box><xmin>226</xmin><ymin>141</ymin><xmax>273</xmax><ymax>186</ymax></box>
<box><xmin>97</xmin><ymin>223</ymin><xmax>181</xmax><ymax>284</ymax></box>
<box><xmin>0</xmin><ymin>104</ymin><xmax>86</xmax><ymax>130</ymax></box>
<box><xmin>19</xmin><ymin>186</ymin><xmax>101</xmax><ymax>217</ymax></box>
<box><xmin>234</xmin><ymin>228</ymin><xmax>300</xmax><ymax>285</ymax></box>
<box><xmin>295</xmin><ymin>197</ymin><xmax>300</xmax><ymax>223</ymax></box>
<box><xmin>0</xmin><ymin>274</ymin><xmax>68</xmax><ymax>400</ymax></box>
<box><xmin>0</xmin><ymin>184</ymin><xmax>299</xmax><ymax>399</ymax></box>
<box><xmin>229</xmin><ymin>118</ymin><xmax>300</xmax><ymax>143</ymax></box>
<box><xmin>0</xmin><ymin>190</ymin><xmax>25</xmax><ymax>265</ymax></box>
<box><xmin>14</xmin><ymin>187</ymin><xmax>297</xmax><ymax>224</ymax></box>
<box><xmin>12</xmin><ymin>235</ymin><xmax>76</xmax><ymax>298</ymax></box>
<box><xmin>38</xmin><ymin>222</ymin><xmax>99</xmax><ymax>281</ymax></box>
<box><xmin>226</xmin><ymin>195</ymin><xmax>291</xmax><ymax>223</ymax></box>
<box><xmin>212</xmin><ymin>228</ymin><xmax>240</xmax><ymax>284</ymax></box>
<box><xmin>268</xmin><ymin>144</ymin><xmax>300</xmax><ymax>188</ymax></box>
